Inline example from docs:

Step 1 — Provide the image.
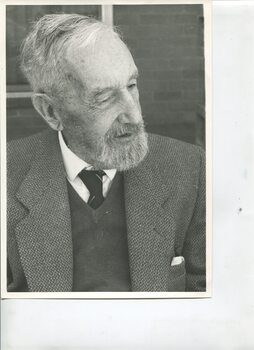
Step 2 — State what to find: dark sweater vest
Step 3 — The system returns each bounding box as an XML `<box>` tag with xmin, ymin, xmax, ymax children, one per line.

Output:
<box><xmin>67</xmin><ymin>174</ymin><xmax>132</xmax><ymax>291</ymax></box>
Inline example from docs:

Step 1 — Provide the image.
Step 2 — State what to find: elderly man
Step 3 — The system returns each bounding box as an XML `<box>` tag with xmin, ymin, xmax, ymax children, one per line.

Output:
<box><xmin>7</xmin><ymin>14</ymin><xmax>206</xmax><ymax>293</ymax></box>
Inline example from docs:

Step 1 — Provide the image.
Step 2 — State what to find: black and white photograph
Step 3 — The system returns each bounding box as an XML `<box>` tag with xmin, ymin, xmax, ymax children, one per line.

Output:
<box><xmin>2</xmin><ymin>1</ymin><xmax>254</xmax><ymax>349</ymax></box>
<box><xmin>2</xmin><ymin>1</ymin><xmax>211</xmax><ymax>297</ymax></box>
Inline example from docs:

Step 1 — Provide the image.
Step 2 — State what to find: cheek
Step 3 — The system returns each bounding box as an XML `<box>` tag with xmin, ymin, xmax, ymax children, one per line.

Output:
<box><xmin>75</xmin><ymin>109</ymin><xmax>116</xmax><ymax>139</ymax></box>
<box><xmin>95</xmin><ymin>116</ymin><xmax>115</xmax><ymax>136</ymax></box>
<box><xmin>58</xmin><ymin>99</ymin><xmax>91</xmax><ymax>128</ymax></box>
<box><xmin>60</xmin><ymin>98</ymin><xmax>121</xmax><ymax>137</ymax></box>
<box><xmin>133</xmin><ymin>90</ymin><xmax>141</xmax><ymax>109</ymax></box>
<box><xmin>93</xmin><ymin>105</ymin><xmax>121</xmax><ymax>131</ymax></box>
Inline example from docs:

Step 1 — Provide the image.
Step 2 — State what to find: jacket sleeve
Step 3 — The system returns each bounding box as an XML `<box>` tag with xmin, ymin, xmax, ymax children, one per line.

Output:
<box><xmin>183</xmin><ymin>148</ymin><xmax>206</xmax><ymax>292</ymax></box>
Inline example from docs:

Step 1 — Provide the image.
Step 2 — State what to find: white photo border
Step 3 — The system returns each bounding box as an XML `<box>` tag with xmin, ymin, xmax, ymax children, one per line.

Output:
<box><xmin>0</xmin><ymin>0</ymin><xmax>212</xmax><ymax>299</ymax></box>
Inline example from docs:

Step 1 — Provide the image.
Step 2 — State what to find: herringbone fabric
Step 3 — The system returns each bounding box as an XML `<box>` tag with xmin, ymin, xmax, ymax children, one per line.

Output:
<box><xmin>7</xmin><ymin>131</ymin><xmax>73</xmax><ymax>292</ymax></box>
<box><xmin>7</xmin><ymin>129</ymin><xmax>206</xmax><ymax>292</ymax></box>
<box><xmin>124</xmin><ymin>134</ymin><xmax>206</xmax><ymax>292</ymax></box>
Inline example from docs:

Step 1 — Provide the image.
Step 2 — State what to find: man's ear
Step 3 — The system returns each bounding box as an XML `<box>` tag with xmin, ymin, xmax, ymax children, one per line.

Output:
<box><xmin>31</xmin><ymin>93</ymin><xmax>63</xmax><ymax>131</ymax></box>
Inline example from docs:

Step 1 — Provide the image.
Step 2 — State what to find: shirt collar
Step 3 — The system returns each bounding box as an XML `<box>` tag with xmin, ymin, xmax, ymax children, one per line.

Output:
<box><xmin>58</xmin><ymin>131</ymin><xmax>116</xmax><ymax>181</ymax></box>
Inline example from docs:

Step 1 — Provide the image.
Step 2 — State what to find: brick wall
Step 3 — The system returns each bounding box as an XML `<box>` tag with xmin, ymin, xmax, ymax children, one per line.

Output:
<box><xmin>114</xmin><ymin>5</ymin><xmax>205</xmax><ymax>145</ymax></box>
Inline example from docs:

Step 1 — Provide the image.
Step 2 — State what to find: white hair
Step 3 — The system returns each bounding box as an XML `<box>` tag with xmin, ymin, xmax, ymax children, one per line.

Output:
<box><xmin>20</xmin><ymin>14</ymin><xmax>120</xmax><ymax>95</ymax></box>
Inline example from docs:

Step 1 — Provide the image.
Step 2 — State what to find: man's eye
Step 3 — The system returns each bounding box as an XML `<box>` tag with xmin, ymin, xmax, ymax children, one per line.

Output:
<box><xmin>101</xmin><ymin>97</ymin><xmax>110</xmax><ymax>103</ymax></box>
<box><xmin>99</xmin><ymin>95</ymin><xmax>111</xmax><ymax>104</ymax></box>
<box><xmin>128</xmin><ymin>81</ymin><xmax>137</xmax><ymax>89</ymax></box>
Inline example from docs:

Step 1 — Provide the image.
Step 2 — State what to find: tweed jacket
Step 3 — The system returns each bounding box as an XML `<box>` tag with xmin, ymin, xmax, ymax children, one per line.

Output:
<box><xmin>7</xmin><ymin>130</ymin><xmax>206</xmax><ymax>292</ymax></box>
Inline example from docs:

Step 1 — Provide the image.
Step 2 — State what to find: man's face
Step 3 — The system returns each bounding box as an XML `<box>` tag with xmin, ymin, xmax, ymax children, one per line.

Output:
<box><xmin>54</xmin><ymin>32</ymin><xmax>148</xmax><ymax>170</ymax></box>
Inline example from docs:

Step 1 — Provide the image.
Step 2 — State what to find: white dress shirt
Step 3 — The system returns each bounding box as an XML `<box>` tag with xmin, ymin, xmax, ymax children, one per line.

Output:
<box><xmin>58</xmin><ymin>132</ymin><xmax>117</xmax><ymax>203</ymax></box>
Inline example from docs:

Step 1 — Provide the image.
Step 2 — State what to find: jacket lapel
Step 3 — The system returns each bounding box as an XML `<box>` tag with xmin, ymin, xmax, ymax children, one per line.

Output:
<box><xmin>15</xmin><ymin>131</ymin><xmax>73</xmax><ymax>292</ymax></box>
<box><xmin>124</xmin><ymin>142</ymin><xmax>177</xmax><ymax>291</ymax></box>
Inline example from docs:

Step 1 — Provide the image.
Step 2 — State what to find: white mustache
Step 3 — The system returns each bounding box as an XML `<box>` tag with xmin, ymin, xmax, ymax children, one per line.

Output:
<box><xmin>106</xmin><ymin>121</ymin><xmax>145</xmax><ymax>139</ymax></box>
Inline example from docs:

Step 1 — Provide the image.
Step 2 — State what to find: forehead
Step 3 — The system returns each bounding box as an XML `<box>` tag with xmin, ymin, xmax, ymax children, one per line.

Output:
<box><xmin>65</xmin><ymin>32</ymin><xmax>138</xmax><ymax>92</ymax></box>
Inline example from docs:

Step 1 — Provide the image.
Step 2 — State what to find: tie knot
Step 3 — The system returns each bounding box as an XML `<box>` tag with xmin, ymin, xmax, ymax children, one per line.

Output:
<box><xmin>79</xmin><ymin>169</ymin><xmax>106</xmax><ymax>209</ymax></box>
<box><xmin>80</xmin><ymin>169</ymin><xmax>105</xmax><ymax>179</ymax></box>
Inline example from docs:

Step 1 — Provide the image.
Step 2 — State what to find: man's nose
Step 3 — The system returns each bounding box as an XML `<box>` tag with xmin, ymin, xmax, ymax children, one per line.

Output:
<box><xmin>117</xmin><ymin>90</ymin><xmax>142</xmax><ymax>124</ymax></box>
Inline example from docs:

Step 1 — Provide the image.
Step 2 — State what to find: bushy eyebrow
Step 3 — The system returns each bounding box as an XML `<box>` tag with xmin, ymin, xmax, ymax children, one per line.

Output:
<box><xmin>93</xmin><ymin>87</ymin><xmax>113</xmax><ymax>98</ymax></box>
<box><xmin>129</xmin><ymin>70</ymin><xmax>139</xmax><ymax>81</ymax></box>
<box><xmin>92</xmin><ymin>70</ymin><xmax>139</xmax><ymax>97</ymax></box>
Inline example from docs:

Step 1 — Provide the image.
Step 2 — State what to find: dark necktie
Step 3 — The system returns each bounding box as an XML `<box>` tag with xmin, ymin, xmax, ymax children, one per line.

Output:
<box><xmin>79</xmin><ymin>169</ymin><xmax>106</xmax><ymax>209</ymax></box>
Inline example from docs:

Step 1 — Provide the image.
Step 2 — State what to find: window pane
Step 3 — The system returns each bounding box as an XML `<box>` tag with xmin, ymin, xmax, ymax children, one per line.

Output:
<box><xmin>6</xmin><ymin>5</ymin><xmax>101</xmax><ymax>87</ymax></box>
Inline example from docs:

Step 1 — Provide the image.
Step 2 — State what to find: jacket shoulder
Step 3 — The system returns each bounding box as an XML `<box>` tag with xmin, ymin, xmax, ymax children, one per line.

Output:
<box><xmin>8</xmin><ymin>131</ymin><xmax>46</xmax><ymax>157</ymax></box>
<box><xmin>148</xmin><ymin>133</ymin><xmax>204</xmax><ymax>166</ymax></box>
<box><xmin>7</xmin><ymin>130</ymin><xmax>55</xmax><ymax>188</ymax></box>
<box><xmin>7</xmin><ymin>130</ymin><xmax>55</xmax><ymax>164</ymax></box>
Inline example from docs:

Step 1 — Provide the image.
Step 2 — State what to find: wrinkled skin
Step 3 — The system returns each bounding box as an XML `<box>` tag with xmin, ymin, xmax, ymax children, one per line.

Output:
<box><xmin>53</xmin><ymin>32</ymin><xmax>148</xmax><ymax>170</ymax></box>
